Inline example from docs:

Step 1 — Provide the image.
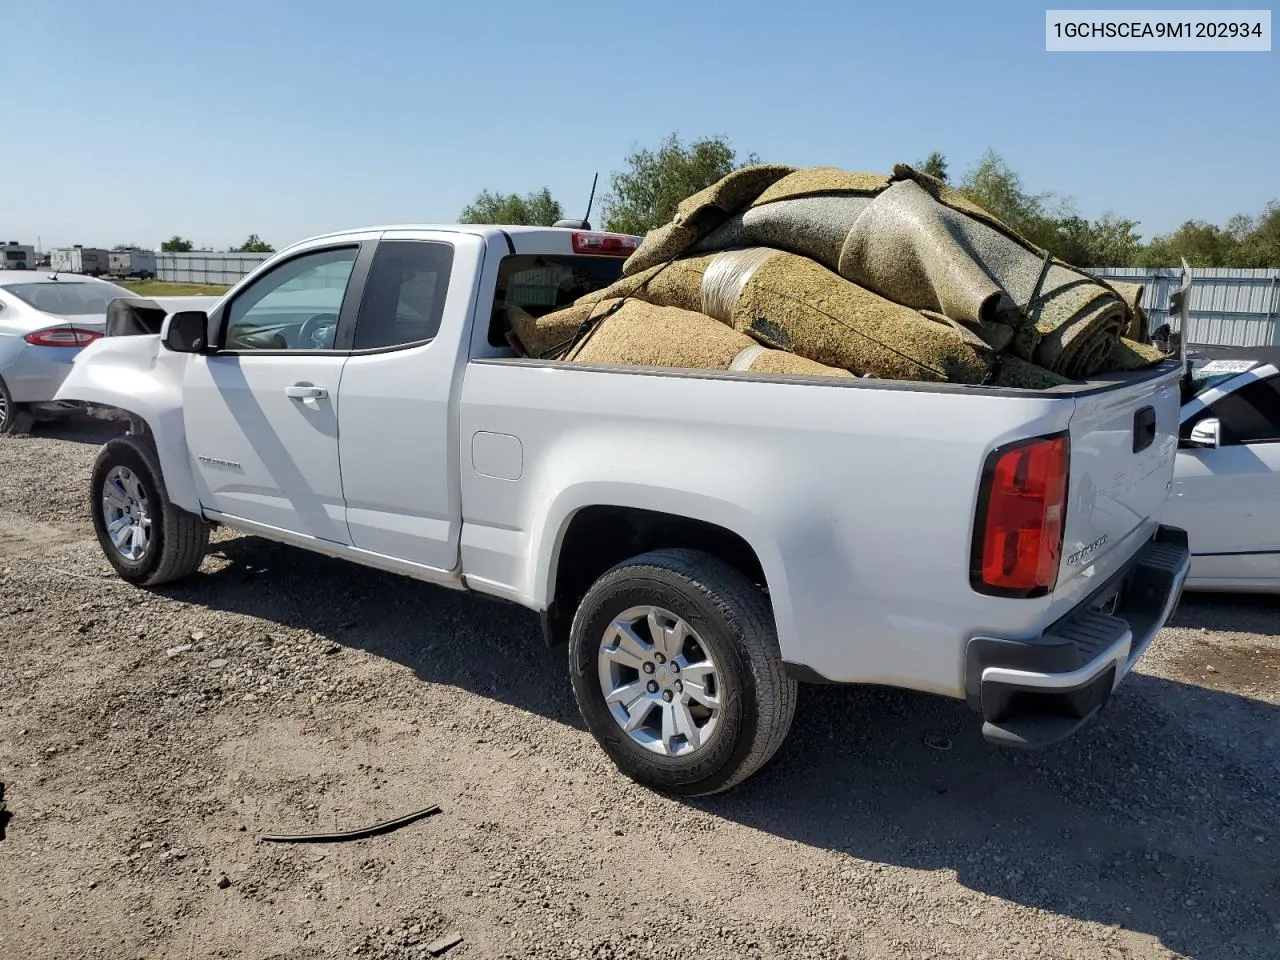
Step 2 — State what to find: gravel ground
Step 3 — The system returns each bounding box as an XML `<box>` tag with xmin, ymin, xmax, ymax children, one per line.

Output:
<box><xmin>1</xmin><ymin>421</ymin><xmax>1277</xmax><ymax>960</ymax></box>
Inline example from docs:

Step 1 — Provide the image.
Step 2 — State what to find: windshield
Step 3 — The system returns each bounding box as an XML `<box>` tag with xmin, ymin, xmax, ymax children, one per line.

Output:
<box><xmin>2</xmin><ymin>281</ymin><xmax>133</xmax><ymax>315</ymax></box>
<box><xmin>1185</xmin><ymin>359</ymin><xmax>1261</xmax><ymax>402</ymax></box>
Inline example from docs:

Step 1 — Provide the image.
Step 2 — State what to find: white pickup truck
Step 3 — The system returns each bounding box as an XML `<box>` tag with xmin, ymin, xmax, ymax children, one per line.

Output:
<box><xmin>56</xmin><ymin>224</ymin><xmax>1191</xmax><ymax>795</ymax></box>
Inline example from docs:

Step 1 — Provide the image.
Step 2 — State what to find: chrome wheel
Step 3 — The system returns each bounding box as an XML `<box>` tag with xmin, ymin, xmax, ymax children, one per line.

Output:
<box><xmin>0</xmin><ymin>390</ymin><xmax>9</xmax><ymax>428</ymax></box>
<box><xmin>101</xmin><ymin>465</ymin><xmax>152</xmax><ymax>561</ymax></box>
<box><xmin>597</xmin><ymin>605</ymin><xmax>722</xmax><ymax>757</ymax></box>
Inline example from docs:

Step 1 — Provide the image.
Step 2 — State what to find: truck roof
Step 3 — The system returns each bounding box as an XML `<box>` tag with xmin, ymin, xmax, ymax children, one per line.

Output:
<box><xmin>283</xmin><ymin>224</ymin><xmax>640</xmax><ymax>254</ymax></box>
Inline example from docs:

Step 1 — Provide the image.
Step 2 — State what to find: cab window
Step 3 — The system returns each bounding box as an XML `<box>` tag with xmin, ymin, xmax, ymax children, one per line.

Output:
<box><xmin>351</xmin><ymin>241</ymin><xmax>454</xmax><ymax>350</ymax></box>
<box><xmin>224</xmin><ymin>247</ymin><xmax>358</xmax><ymax>350</ymax></box>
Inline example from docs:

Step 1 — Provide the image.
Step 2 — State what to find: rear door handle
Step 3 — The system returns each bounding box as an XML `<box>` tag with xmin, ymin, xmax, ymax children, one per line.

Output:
<box><xmin>285</xmin><ymin>384</ymin><xmax>327</xmax><ymax>400</ymax></box>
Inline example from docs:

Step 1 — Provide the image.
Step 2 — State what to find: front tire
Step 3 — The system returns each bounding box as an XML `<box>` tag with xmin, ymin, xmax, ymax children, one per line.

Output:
<box><xmin>91</xmin><ymin>436</ymin><xmax>209</xmax><ymax>585</ymax></box>
<box><xmin>568</xmin><ymin>548</ymin><xmax>797</xmax><ymax>796</ymax></box>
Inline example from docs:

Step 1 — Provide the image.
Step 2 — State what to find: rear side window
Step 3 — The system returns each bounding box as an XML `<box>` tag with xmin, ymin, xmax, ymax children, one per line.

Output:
<box><xmin>489</xmin><ymin>254</ymin><xmax>626</xmax><ymax>347</ymax></box>
<box><xmin>1208</xmin><ymin>377</ymin><xmax>1280</xmax><ymax>445</ymax></box>
<box><xmin>353</xmin><ymin>240</ymin><xmax>454</xmax><ymax>350</ymax></box>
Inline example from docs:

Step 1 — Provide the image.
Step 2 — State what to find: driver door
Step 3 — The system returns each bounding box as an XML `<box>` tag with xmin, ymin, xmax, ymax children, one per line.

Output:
<box><xmin>182</xmin><ymin>240</ymin><xmax>373</xmax><ymax>543</ymax></box>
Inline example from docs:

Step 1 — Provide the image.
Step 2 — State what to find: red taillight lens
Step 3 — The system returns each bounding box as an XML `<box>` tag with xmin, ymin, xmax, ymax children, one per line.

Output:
<box><xmin>571</xmin><ymin>232</ymin><xmax>640</xmax><ymax>256</ymax></box>
<box><xmin>973</xmin><ymin>434</ymin><xmax>1069</xmax><ymax>596</ymax></box>
<box><xmin>23</xmin><ymin>327</ymin><xmax>103</xmax><ymax>348</ymax></box>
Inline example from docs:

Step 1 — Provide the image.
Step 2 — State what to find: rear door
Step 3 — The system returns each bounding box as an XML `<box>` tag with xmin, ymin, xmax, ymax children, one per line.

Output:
<box><xmin>336</xmin><ymin>230</ymin><xmax>485</xmax><ymax>572</ymax></box>
<box><xmin>183</xmin><ymin>239</ymin><xmax>374</xmax><ymax>542</ymax></box>
<box><xmin>1056</xmin><ymin>368</ymin><xmax>1183</xmax><ymax>588</ymax></box>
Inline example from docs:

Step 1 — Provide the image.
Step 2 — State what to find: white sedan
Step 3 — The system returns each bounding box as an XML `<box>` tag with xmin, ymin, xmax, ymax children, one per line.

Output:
<box><xmin>1163</xmin><ymin>346</ymin><xmax>1280</xmax><ymax>593</ymax></box>
<box><xmin>0</xmin><ymin>270</ymin><xmax>137</xmax><ymax>434</ymax></box>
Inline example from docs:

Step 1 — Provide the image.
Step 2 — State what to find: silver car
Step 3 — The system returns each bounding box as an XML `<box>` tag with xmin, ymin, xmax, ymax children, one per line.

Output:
<box><xmin>0</xmin><ymin>270</ymin><xmax>136</xmax><ymax>433</ymax></box>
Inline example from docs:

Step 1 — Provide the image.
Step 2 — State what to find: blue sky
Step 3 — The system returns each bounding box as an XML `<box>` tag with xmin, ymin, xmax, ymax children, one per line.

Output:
<box><xmin>5</xmin><ymin>1</ymin><xmax>1276</xmax><ymax>251</ymax></box>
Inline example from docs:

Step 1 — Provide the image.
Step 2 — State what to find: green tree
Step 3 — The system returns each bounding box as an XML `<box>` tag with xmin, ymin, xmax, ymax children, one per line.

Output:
<box><xmin>956</xmin><ymin>150</ymin><xmax>1067</xmax><ymax>251</ymax></box>
<box><xmin>1232</xmin><ymin>201</ymin><xmax>1280</xmax><ymax>267</ymax></box>
<box><xmin>915</xmin><ymin>151</ymin><xmax>949</xmax><ymax>183</ymax></box>
<box><xmin>601</xmin><ymin>133</ymin><xmax>759</xmax><ymax>236</ymax></box>
<box><xmin>1054</xmin><ymin>213</ymin><xmax>1143</xmax><ymax>267</ymax></box>
<box><xmin>112</xmin><ymin>243</ymin><xmax>142</xmax><ymax>251</ymax></box>
<box><xmin>160</xmin><ymin>235</ymin><xmax>193</xmax><ymax>252</ymax></box>
<box><xmin>458</xmin><ymin>187</ymin><xmax>563</xmax><ymax>226</ymax></box>
<box><xmin>1136</xmin><ymin>220</ymin><xmax>1240</xmax><ymax>268</ymax></box>
<box><xmin>234</xmin><ymin>234</ymin><xmax>275</xmax><ymax>253</ymax></box>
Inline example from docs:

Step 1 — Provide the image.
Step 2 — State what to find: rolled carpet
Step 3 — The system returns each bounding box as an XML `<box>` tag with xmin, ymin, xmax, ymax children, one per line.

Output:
<box><xmin>588</xmin><ymin>248</ymin><xmax>996</xmax><ymax>384</ymax></box>
<box><xmin>1103</xmin><ymin>337</ymin><xmax>1168</xmax><ymax>371</ymax></box>
<box><xmin>621</xmin><ymin>164</ymin><xmax>795</xmax><ymax>277</ymax></box>
<box><xmin>507</xmin><ymin>302</ymin><xmax>598</xmax><ymax>359</ymax></box>
<box><xmin>1108</xmin><ymin>280</ymin><xmax>1150</xmax><ymax>342</ymax></box>
<box><xmin>565</xmin><ymin>298</ymin><xmax>852</xmax><ymax>379</ymax></box>
<box><xmin>619</xmin><ymin>164</ymin><xmax>1158</xmax><ymax>380</ymax></box>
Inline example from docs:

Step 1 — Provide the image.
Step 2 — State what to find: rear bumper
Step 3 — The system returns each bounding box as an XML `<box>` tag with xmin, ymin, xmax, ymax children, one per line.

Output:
<box><xmin>965</xmin><ymin>524</ymin><xmax>1189</xmax><ymax>748</ymax></box>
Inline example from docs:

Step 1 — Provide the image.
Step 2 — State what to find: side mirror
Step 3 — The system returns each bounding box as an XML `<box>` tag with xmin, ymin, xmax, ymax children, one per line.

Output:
<box><xmin>1186</xmin><ymin>417</ymin><xmax>1220</xmax><ymax>449</ymax></box>
<box><xmin>162</xmin><ymin>311</ymin><xmax>209</xmax><ymax>353</ymax></box>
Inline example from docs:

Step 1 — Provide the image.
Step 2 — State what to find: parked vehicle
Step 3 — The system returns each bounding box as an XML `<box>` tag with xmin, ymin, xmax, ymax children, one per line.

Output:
<box><xmin>1163</xmin><ymin>345</ymin><xmax>1280</xmax><ymax>593</ymax></box>
<box><xmin>107</xmin><ymin>249</ymin><xmax>157</xmax><ymax>280</ymax></box>
<box><xmin>0</xmin><ymin>272</ymin><xmax>134</xmax><ymax>433</ymax></box>
<box><xmin>55</xmin><ymin>224</ymin><xmax>1190</xmax><ymax>795</ymax></box>
<box><xmin>0</xmin><ymin>273</ymin><xmax>214</xmax><ymax>434</ymax></box>
<box><xmin>50</xmin><ymin>246</ymin><xmax>110</xmax><ymax>277</ymax></box>
<box><xmin>2</xmin><ymin>242</ymin><xmax>36</xmax><ymax>271</ymax></box>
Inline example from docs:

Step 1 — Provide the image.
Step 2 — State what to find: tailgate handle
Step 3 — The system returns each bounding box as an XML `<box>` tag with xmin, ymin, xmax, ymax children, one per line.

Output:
<box><xmin>1133</xmin><ymin>406</ymin><xmax>1156</xmax><ymax>453</ymax></box>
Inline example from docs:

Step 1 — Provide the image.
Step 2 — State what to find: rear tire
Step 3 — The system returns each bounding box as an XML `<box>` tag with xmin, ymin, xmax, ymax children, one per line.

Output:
<box><xmin>568</xmin><ymin>548</ymin><xmax>796</xmax><ymax>796</ymax></box>
<box><xmin>91</xmin><ymin>436</ymin><xmax>209</xmax><ymax>585</ymax></box>
<box><xmin>0</xmin><ymin>376</ymin><xmax>34</xmax><ymax>436</ymax></box>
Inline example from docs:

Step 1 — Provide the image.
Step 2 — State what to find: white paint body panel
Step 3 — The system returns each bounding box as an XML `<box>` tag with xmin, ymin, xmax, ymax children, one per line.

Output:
<box><xmin>457</xmin><ymin>360</ymin><xmax>1180</xmax><ymax>695</ymax></box>
<box><xmin>183</xmin><ymin>353</ymin><xmax>349</xmax><ymax>542</ymax></box>
<box><xmin>1165</xmin><ymin>365</ymin><xmax>1280</xmax><ymax>592</ymax></box>
<box><xmin>54</xmin><ymin>224</ymin><xmax>1186</xmax><ymax>697</ymax></box>
<box><xmin>336</xmin><ymin>231</ymin><xmax>485</xmax><ymax>572</ymax></box>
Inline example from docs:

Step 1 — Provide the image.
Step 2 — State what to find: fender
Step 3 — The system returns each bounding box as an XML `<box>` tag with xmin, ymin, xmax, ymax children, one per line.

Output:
<box><xmin>528</xmin><ymin>478</ymin><xmax>800</xmax><ymax>663</ymax></box>
<box><xmin>54</xmin><ymin>333</ymin><xmax>204</xmax><ymax>514</ymax></box>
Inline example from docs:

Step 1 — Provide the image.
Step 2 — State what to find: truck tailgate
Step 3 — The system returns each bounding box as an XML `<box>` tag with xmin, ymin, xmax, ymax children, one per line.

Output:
<box><xmin>1057</xmin><ymin>368</ymin><xmax>1182</xmax><ymax>589</ymax></box>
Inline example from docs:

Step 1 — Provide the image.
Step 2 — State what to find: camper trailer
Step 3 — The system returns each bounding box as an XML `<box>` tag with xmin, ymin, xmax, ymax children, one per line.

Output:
<box><xmin>2</xmin><ymin>242</ymin><xmax>36</xmax><ymax>270</ymax></box>
<box><xmin>107</xmin><ymin>249</ymin><xmax>157</xmax><ymax>280</ymax></box>
<box><xmin>51</xmin><ymin>246</ymin><xmax>110</xmax><ymax>277</ymax></box>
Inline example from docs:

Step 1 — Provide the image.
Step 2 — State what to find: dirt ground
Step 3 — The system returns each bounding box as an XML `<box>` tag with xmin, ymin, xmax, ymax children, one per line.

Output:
<box><xmin>1</xmin><ymin>421</ymin><xmax>1277</xmax><ymax>960</ymax></box>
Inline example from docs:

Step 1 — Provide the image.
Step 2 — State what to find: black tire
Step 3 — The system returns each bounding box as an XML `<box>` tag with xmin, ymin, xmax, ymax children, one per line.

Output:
<box><xmin>91</xmin><ymin>435</ymin><xmax>209</xmax><ymax>585</ymax></box>
<box><xmin>568</xmin><ymin>548</ymin><xmax>797</xmax><ymax>796</ymax></box>
<box><xmin>0</xmin><ymin>376</ymin><xmax>34</xmax><ymax>436</ymax></box>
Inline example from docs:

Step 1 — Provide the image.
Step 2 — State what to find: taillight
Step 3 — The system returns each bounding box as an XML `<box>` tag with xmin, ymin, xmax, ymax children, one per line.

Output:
<box><xmin>571</xmin><ymin>232</ymin><xmax>640</xmax><ymax>256</ymax></box>
<box><xmin>23</xmin><ymin>327</ymin><xmax>103</xmax><ymax>348</ymax></box>
<box><xmin>971</xmin><ymin>433</ymin><xmax>1069</xmax><ymax>597</ymax></box>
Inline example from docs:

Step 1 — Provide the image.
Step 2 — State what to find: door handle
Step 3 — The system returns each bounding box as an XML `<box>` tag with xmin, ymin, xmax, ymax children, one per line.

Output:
<box><xmin>285</xmin><ymin>384</ymin><xmax>328</xmax><ymax>400</ymax></box>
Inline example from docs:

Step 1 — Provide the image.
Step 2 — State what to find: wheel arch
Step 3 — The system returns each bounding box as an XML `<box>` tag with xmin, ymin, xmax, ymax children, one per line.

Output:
<box><xmin>534</xmin><ymin>489</ymin><xmax>792</xmax><ymax>654</ymax></box>
<box><xmin>53</xmin><ymin>343</ymin><xmax>203</xmax><ymax>513</ymax></box>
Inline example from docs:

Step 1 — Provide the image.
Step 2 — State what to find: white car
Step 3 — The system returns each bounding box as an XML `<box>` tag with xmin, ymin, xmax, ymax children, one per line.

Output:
<box><xmin>1165</xmin><ymin>346</ymin><xmax>1280</xmax><ymax>593</ymax></box>
<box><xmin>0</xmin><ymin>271</ymin><xmax>137</xmax><ymax>433</ymax></box>
<box><xmin>56</xmin><ymin>224</ymin><xmax>1189</xmax><ymax>794</ymax></box>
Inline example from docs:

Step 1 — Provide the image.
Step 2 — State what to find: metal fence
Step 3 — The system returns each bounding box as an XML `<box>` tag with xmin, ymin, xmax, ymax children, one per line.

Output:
<box><xmin>1089</xmin><ymin>267</ymin><xmax>1280</xmax><ymax>348</ymax></box>
<box><xmin>156</xmin><ymin>252</ymin><xmax>270</xmax><ymax>285</ymax></box>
